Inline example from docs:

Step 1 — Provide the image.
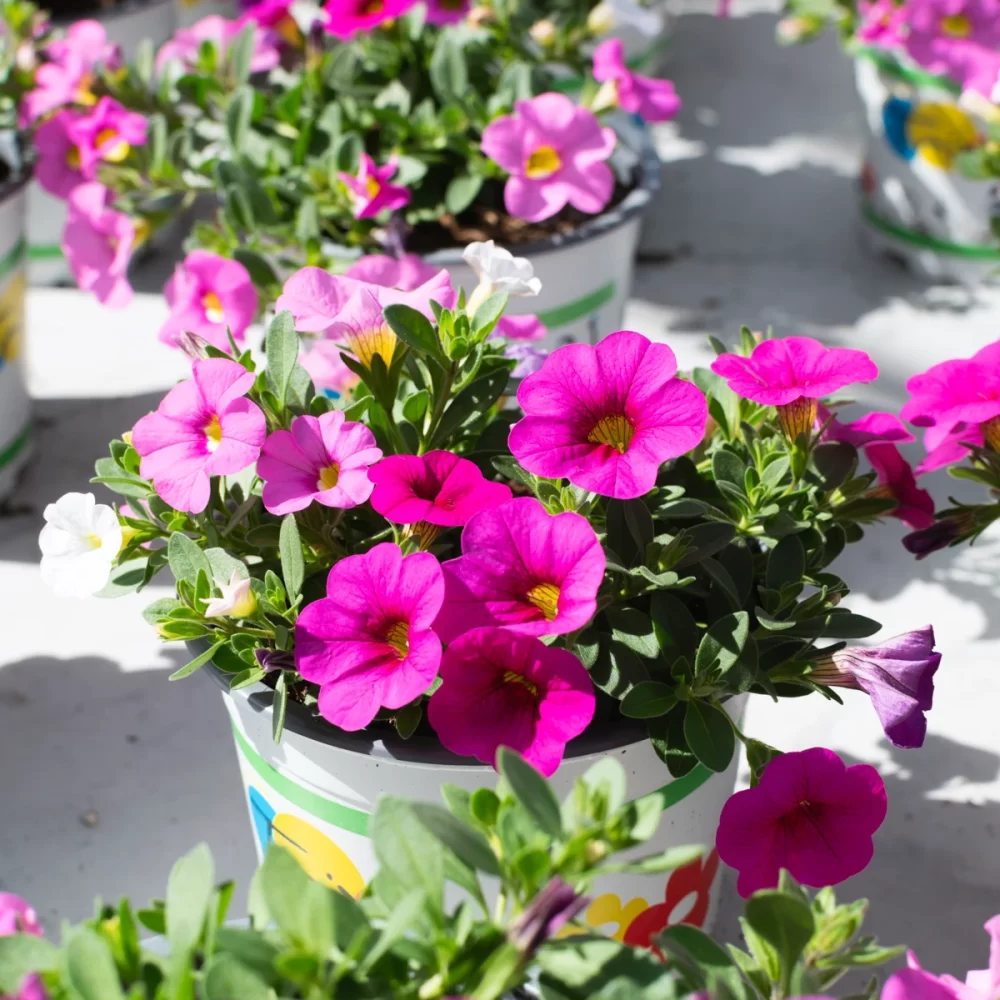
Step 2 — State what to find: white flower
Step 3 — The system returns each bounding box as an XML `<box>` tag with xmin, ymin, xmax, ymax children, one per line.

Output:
<box><xmin>204</xmin><ymin>569</ymin><xmax>257</xmax><ymax>619</ymax></box>
<box><xmin>463</xmin><ymin>241</ymin><xmax>542</xmax><ymax>315</ymax></box>
<box><xmin>38</xmin><ymin>492</ymin><xmax>122</xmax><ymax>598</ymax></box>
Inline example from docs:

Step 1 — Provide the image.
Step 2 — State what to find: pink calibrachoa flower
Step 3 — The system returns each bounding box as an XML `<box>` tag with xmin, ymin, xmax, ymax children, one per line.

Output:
<box><xmin>62</xmin><ymin>183</ymin><xmax>136</xmax><ymax>309</ymax></box>
<box><xmin>298</xmin><ymin>341</ymin><xmax>361</xmax><ymax>398</ymax></box>
<box><xmin>818</xmin><ymin>405</ymin><xmax>914</xmax><ymax>448</ymax></box>
<box><xmin>424</xmin><ymin>0</ymin><xmax>471</xmax><ymax>24</ymax></box>
<box><xmin>509</xmin><ymin>330</ymin><xmax>708</xmax><ymax>500</ymax></box>
<box><xmin>258</xmin><ymin>410</ymin><xmax>383</xmax><ymax>515</ymax></box>
<box><xmin>856</xmin><ymin>0</ymin><xmax>910</xmax><ymax>47</ymax></box>
<box><xmin>434</xmin><ymin>497</ymin><xmax>605</xmax><ymax>643</ymax></box>
<box><xmin>941</xmin><ymin>915</ymin><xmax>1000</xmax><ymax>1000</ymax></box>
<box><xmin>495</xmin><ymin>314</ymin><xmax>547</xmax><ymax>342</ymax></box>
<box><xmin>131</xmin><ymin>358</ymin><xmax>266</xmax><ymax>513</ymax></box>
<box><xmin>865</xmin><ymin>443</ymin><xmax>935</xmax><ymax>530</ymax></box>
<box><xmin>323</xmin><ymin>0</ymin><xmax>416</xmax><ymax>38</ymax></box>
<box><xmin>916</xmin><ymin>422</ymin><xmax>984</xmax><ymax>475</ymax></box>
<box><xmin>159</xmin><ymin>251</ymin><xmax>258</xmax><ymax>351</ymax></box>
<box><xmin>0</xmin><ymin>893</ymin><xmax>46</xmax><ymax>1000</ymax></box>
<box><xmin>711</xmin><ymin>336</ymin><xmax>879</xmax><ymax>441</ymax></box>
<box><xmin>716</xmin><ymin>746</ymin><xmax>887</xmax><ymax>897</ymax></box>
<box><xmin>592</xmin><ymin>38</ymin><xmax>681</xmax><ymax>123</ymax></box>
<box><xmin>295</xmin><ymin>542</ymin><xmax>444</xmax><ymax>731</ymax></box>
<box><xmin>155</xmin><ymin>15</ymin><xmax>280</xmax><ymax>74</ymax></box>
<box><xmin>66</xmin><ymin>96</ymin><xmax>147</xmax><ymax>178</ymax></box>
<box><xmin>46</xmin><ymin>19</ymin><xmax>120</xmax><ymax>70</ymax></box>
<box><xmin>340</xmin><ymin>153</ymin><xmax>411</xmax><ymax>219</ymax></box>
<box><xmin>369</xmin><ymin>451</ymin><xmax>512</xmax><ymax>527</ymax></box>
<box><xmin>34</xmin><ymin>110</ymin><xmax>84</xmax><ymax>198</ymax></box>
<box><xmin>810</xmin><ymin>626</ymin><xmax>941</xmax><ymax>748</ymax></box>
<box><xmin>427</xmin><ymin>626</ymin><xmax>595</xmax><ymax>776</ymax></box>
<box><xmin>903</xmin><ymin>0</ymin><xmax>1000</xmax><ymax>84</ymax></box>
<box><xmin>481</xmin><ymin>92</ymin><xmax>617</xmax><ymax>223</ymax></box>
<box><xmin>345</xmin><ymin>253</ymin><xmax>440</xmax><ymax>291</ymax></box>
<box><xmin>240</xmin><ymin>0</ymin><xmax>322</xmax><ymax>44</ymax></box>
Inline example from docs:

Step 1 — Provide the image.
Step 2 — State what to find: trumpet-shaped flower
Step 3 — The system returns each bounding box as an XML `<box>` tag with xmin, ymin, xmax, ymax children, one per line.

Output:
<box><xmin>712</xmin><ymin>337</ymin><xmax>879</xmax><ymax>440</ymax></box>
<box><xmin>204</xmin><ymin>569</ymin><xmax>257</xmax><ymax>619</ymax></box>
<box><xmin>159</xmin><ymin>251</ymin><xmax>258</xmax><ymax>351</ymax></box>
<box><xmin>810</xmin><ymin>626</ymin><xmax>941</xmax><ymax>748</ymax></box>
<box><xmin>857</xmin><ymin>0</ymin><xmax>909</xmax><ymax>47</ymax></box>
<box><xmin>425</xmin><ymin>0</ymin><xmax>471</xmax><ymax>24</ymax></box>
<box><xmin>295</xmin><ymin>543</ymin><xmax>444</xmax><ymax>731</ymax></box>
<box><xmin>131</xmin><ymin>358</ymin><xmax>266</xmax><ymax>513</ymax></box>
<box><xmin>323</xmin><ymin>0</ymin><xmax>417</xmax><ymax>38</ymax></box>
<box><xmin>0</xmin><ymin>893</ymin><xmax>45</xmax><ymax>1000</ymax></box>
<box><xmin>66</xmin><ymin>97</ymin><xmax>147</xmax><ymax>178</ymax></box>
<box><xmin>716</xmin><ymin>747</ymin><xmax>887</xmax><ymax>897</ymax></box>
<box><xmin>592</xmin><ymin>38</ymin><xmax>681</xmax><ymax>123</ymax></box>
<box><xmin>865</xmin><ymin>443</ymin><xmax>935</xmax><ymax>530</ymax></box>
<box><xmin>505</xmin><ymin>342</ymin><xmax>548</xmax><ymax>379</ymax></box>
<box><xmin>62</xmin><ymin>183</ymin><xmax>135</xmax><ymax>309</ymax></box>
<box><xmin>340</xmin><ymin>153</ymin><xmax>411</xmax><ymax>219</ymax></box>
<box><xmin>495</xmin><ymin>314</ymin><xmax>547</xmax><ymax>341</ymax></box>
<box><xmin>463</xmin><ymin>241</ymin><xmax>542</xmax><ymax>303</ymax></box>
<box><xmin>345</xmin><ymin>253</ymin><xmax>440</xmax><ymax>290</ymax></box>
<box><xmin>155</xmin><ymin>15</ymin><xmax>280</xmax><ymax>74</ymax></box>
<box><xmin>903</xmin><ymin>0</ymin><xmax>1000</xmax><ymax>84</ymax></box>
<box><xmin>434</xmin><ymin>497</ymin><xmax>605</xmax><ymax>643</ymax></box>
<box><xmin>427</xmin><ymin>626</ymin><xmax>595</xmax><ymax>775</ymax></box>
<box><xmin>258</xmin><ymin>410</ymin><xmax>382</xmax><ymax>514</ymax></box>
<box><xmin>39</xmin><ymin>492</ymin><xmax>122</xmax><ymax>598</ymax></box>
<box><xmin>369</xmin><ymin>451</ymin><xmax>511</xmax><ymax>526</ymax></box>
<box><xmin>818</xmin><ymin>406</ymin><xmax>914</xmax><ymax>447</ymax></box>
<box><xmin>481</xmin><ymin>93</ymin><xmax>617</xmax><ymax>223</ymax></box>
<box><xmin>509</xmin><ymin>330</ymin><xmax>707</xmax><ymax>499</ymax></box>
<box><xmin>34</xmin><ymin>110</ymin><xmax>84</xmax><ymax>198</ymax></box>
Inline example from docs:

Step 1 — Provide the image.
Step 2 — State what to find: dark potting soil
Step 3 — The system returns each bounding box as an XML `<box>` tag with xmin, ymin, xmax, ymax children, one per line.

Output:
<box><xmin>0</xmin><ymin>158</ymin><xmax>10</xmax><ymax>187</ymax></box>
<box><xmin>47</xmin><ymin>0</ymin><xmax>138</xmax><ymax>21</ymax></box>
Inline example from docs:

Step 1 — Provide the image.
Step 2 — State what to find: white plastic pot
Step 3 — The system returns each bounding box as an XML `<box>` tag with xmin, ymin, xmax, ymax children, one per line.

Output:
<box><xmin>854</xmin><ymin>50</ymin><xmax>1000</xmax><ymax>283</ymax></box>
<box><xmin>28</xmin><ymin>0</ymin><xmax>177</xmax><ymax>286</ymax></box>
<box><xmin>614</xmin><ymin>0</ymin><xmax>672</xmax><ymax>78</ymax></box>
<box><xmin>0</xmin><ymin>176</ymin><xmax>31</xmax><ymax>501</ymax></box>
<box><xmin>210</xmin><ymin>660</ymin><xmax>742</xmax><ymax>942</ymax></box>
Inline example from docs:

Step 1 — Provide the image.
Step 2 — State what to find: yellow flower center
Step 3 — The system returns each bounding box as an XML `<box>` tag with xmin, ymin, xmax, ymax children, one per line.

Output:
<box><xmin>525</xmin><ymin>145</ymin><xmax>562</xmax><ymax>179</ymax></box>
<box><xmin>276</xmin><ymin>13</ymin><xmax>302</xmax><ymax>44</ymax></box>
<box><xmin>940</xmin><ymin>13</ymin><xmax>971</xmax><ymax>36</ymax></box>
<box><xmin>776</xmin><ymin>396</ymin><xmax>817</xmax><ymax>442</ymax></box>
<box><xmin>868</xmin><ymin>484</ymin><xmax>895</xmax><ymax>501</ymax></box>
<box><xmin>96</xmin><ymin>128</ymin><xmax>131</xmax><ymax>163</ymax></box>
<box><xmin>587</xmin><ymin>414</ymin><xmax>635</xmax><ymax>453</ymax></box>
<box><xmin>202</xmin><ymin>291</ymin><xmax>225</xmax><ymax>323</ymax></box>
<box><xmin>502</xmin><ymin>670</ymin><xmax>539</xmax><ymax>696</ymax></box>
<box><xmin>75</xmin><ymin>73</ymin><xmax>97</xmax><ymax>105</ymax></box>
<box><xmin>385</xmin><ymin>621</ymin><xmax>409</xmax><ymax>659</ymax></box>
<box><xmin>204</xmin><ymin>413</ymin><xmax>223</xmax><ymax>452</ymax></box>
<box><xmin>133</xmin><ymin>219</ymin><xmax>151</xmax><ymax>248</ymax></box>
<box><xmin>317</xmin><ymin>463</ymin><xmax>341</xmax><ymax>491</ymax></box>
<box><xmin>365</xmin><ymin>175</ymin><xmax>382</xmax><ymax>200</ymax></box>
<box><xmin>348</xmin><ymin>323</ymin><xmax>397</xmax><ymax>370</ymax></box>
<box><xmin>526</xmin><ymin>582</ymin><xmax>560</xmax><ymax>621</ymax></box>
<box><xmin>65</xmin><ymin>146</ymin><xmax>81</xmax><ymax>169</ymax></box>
<box><xmin>981</xmin><ymin>416</ymin><xmax>1000</xmax><ymax>451</ymax></box>
<box><xmin>85</xmin><ymin>532</ymin><xmax>103</xmax><ymax>550</ymax></box>
<box><xmin>404</xmin><ymin>521</ymin><xmax>442</xmax><ymax>550</ymax></box>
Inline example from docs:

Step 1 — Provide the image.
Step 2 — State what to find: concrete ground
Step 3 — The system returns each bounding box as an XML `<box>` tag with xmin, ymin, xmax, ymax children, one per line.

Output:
<box><xmin>3</xmin><ymin>1</ymin><xmax>1000</xmax><ymax>982</ymax></box>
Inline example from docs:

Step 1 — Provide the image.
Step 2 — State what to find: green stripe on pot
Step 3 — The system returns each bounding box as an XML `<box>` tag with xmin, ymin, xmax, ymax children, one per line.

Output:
<box><xmin>232</xmin><ymin>720</ymin><xmax>713</xmax><ymax>837</ymax></box>
<box><xmin>28</xmin><ymin>244</ymin><xmax>64</xmax><ymax>262</ymax></box>
<box><xmin>538</xmin><ymin>281</ymin><xmax>616</xmax><ymax>328</ymax></box>
<box><xmin>0</xmin><ymin>424</ymin><xmax>30</xmax><ymax>472</ymax></box>
<box><xmin>851</xmin><ymin>45</ymin><xmax>960</xmax><ymax>95</ymax></box>
<box><xmin>0</xmin><ymin>237</ymin><xmax>26</xmax><ymax>281</ymax></box>
<box><xmin>861</xmin><ymin>203</ymin><xmax>1000</xmax><ymax>260</ymax></box>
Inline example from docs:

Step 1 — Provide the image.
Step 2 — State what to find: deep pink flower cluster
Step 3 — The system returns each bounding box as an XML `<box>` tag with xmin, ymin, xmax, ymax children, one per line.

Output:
<box><xmin>592</xmin><ymin>39</ymin><xmax>681</xmax><ymax>123</ymax></box>
<box><xmin>156</xmin><ymin>14</ymin><xmax>280</xmax><ymax>73</ymax></box>
<box><xmin>0</xmin><ymin>893</ymin><xmax>46</xmax><ymax>1000</ymax></box>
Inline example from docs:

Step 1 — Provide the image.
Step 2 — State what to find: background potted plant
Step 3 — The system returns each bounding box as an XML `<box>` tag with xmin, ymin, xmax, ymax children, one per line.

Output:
<box><xmin>776</xmin><ymin>0</ymin><xmax>1000</xmax><ymax>282</ymax></box>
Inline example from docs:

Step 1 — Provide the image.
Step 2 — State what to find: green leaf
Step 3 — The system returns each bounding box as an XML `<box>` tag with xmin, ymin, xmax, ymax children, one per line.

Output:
<box><xmin>0</xmin><ymin>936</ymin><xmax>57</xmax><ymax>995</ymax></box>
<box><xmin>620</xmin><ymin>681</ymin><xmax>676</xmax><ymax>719</ymax></box>
<box><xmin>402</xmin><ymin>388</ymin><xmax>431</xmax><ymax>423</ymax></box>
<box><xmin>383</xmin><ymin>304</ymin><xmax>439</xmax><ymax>356</ymax></box>
<box><xmin>766</xmin><ymin>534</ymin><xmax>806</xmax><ymax>591</ymax></box>
<box><xmin>812</xmin><ymin>442</ymin><xmax>857</xmax><ymax>491</ymax></box>
<box><xmin>412</xmin><ymin>803</ymin><xmax>500</xmax><ymax>874</ymax></box>
<box><xmin>233</xmin><ymin>249</ymin><xmax>278</xmax><ymax>288</ymax></box>
<box><xmin>429</xmin><ymin>32</ymin><xmax>467</xmax><ymax>102</ymax></box>
<box><xmin>66</xmin><ymin>929</ymin><xmax>125</xmax><ymax>1000</ymax></box>
<box><xmin>205</xmin><ymin>548</ymin><xmax>248</xmax><ymax>583</ymax></box>
<box><xmin>167</xmin><ymin>532</ymin><xmax>212</xmax><ymax>588</ymax></box>
<box><xmin>650</xmin><ymin>592</ymin><xmax>700</xmax><ymax>661</ymax></box>
<box><xmin>265</xmin><ymin>310</ymin><xmax>300</xmax><ymax>407</ymax></box>
<box><xmin>694</xmin><ymin>611</ymin><xmax>750</xmax><ymax>678</ymax></box>
<box><xmin>434</xmin><ymin>367</ymin><xmax>509</xmax><ymax>445</ymax></box>
<box><xmin>372</xmin><ymin>797</ymin><xmax>445</xmax><ymax>911</ymax></box>
<box><xmin>203</xmin><ymin>954</ymin><xmax>271</xmax><ymax>1000</ymax></box>
<box><xmin>166</xmin><ymin>843</ymin><xmax>215</xmax><ymax>956</ymax></box>
<box><xmin>359</xmin><ymin>889</ymin><xmax>426</xmax><ymax>972</ymax></box>
<box><xmin>744</xmin><ymin>890</ymin><xmax>816</xmax><ymax>983</ymax></box>
<box><xmin>471</xmin><ymin>291</ymin><xmax>508</xmax><ymax>336</ymax></box>
<box><xmin>446</xmin><ymin>172</ymin><xmax>484</xmax><ymax>215</ymax></box>
<box><xmin>225</xmin><ymin>85</ymin><xmax>254</xmax><ymax>152</ymax></box>
<box><xmin>683</xmin><ymin>701</ymin><xmax>735</xmax><ymax>773</ymax></box>
<box><xmin>712</xmin><ymin>449</ymin><xmax>747</xmax><ymax>490</ymax></box>
<box><xmin>608</xmin><ymin>608</ymin><xmax>658</xmax><ymax>660</ymax></box>
<box><xmin>169</xmin><ymin>639</ymin><xmax>225</xmax><ymax>681</ymax></box>
<box><xmin>279</xmin><ymin>514</ymin><xmax>304</xmax><ymax>601</ymax></box>
<box><xmin>258</xmin><ymin>844</ymin><xmax>311</xmax><ymax>937</ymax></box>
<box><xmin>272</xmin><ymin>671</ymin><xmax>288</xmax><ymax>742</ymax></box>
<box><xmin>497</xmin><ymin>747</ymin><xmax>563</xmax><ymax>839</ymax></box>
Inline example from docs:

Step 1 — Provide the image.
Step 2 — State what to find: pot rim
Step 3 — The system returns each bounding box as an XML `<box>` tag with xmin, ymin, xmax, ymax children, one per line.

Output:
<box><xmin>50</xmin><ymin>0</ymin><xmax>174</xmax><ymax>28</ymax></box>
<box><xmin>0</xmin><ymin>169</ymin><xmax>32</xmax><ymax>205</ymax></box>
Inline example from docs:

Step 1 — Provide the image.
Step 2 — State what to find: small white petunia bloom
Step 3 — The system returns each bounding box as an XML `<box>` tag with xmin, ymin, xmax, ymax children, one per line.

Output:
<box><xmin>204</xmin><ymin>569</ymin><xmax>257</xmax><ymax>619</ymax></box>
<box><xmin>464</xmin><ymin>241</ymin><xmax>542</xmax><ymax>315</ymax></box>
<box><xmin>39</xmin><ymin>492</ymin><xmax>122</xmax><ymax>598</ymax></box>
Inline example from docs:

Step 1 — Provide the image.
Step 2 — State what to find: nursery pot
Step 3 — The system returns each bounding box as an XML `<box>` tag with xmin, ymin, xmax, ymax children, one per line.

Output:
<box><xmin>0</xmin><ymin>173</ymin><xmax>30</xmax><ymax>501</ymax></box>
<box><xmin>853</xmin><ymin>49</ymin><xmax>1000</xmax><ymax>283</ymax></box>
<box><xmin>28</xmin><ymin>0</ymin><xmax>177</xmax><ymax>286</ymax></box>
<box><xmin>202</xmin><ymin>656</ymin><xmax>742</xmax><ymax>942</ymax></box>
<box><xmin>424</xmin><ymin>122</ymin><xmax>660</xmax><ymax>352</ymax></box>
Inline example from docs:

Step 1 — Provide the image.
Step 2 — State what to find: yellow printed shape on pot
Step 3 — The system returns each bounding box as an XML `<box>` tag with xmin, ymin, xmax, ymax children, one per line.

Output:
<box><xmin>907</xmin><ymin>103</ymin><xmax>979</xmax><ymax>170</ymax></box>
<box><xmin>583</xmin><ymin>893</ymin><xmax>650</xmax><ymax>942</ymax></box>
<box><xmin>0</xmin><ymin>273</ymin><xmax>25</xmax><ymax>364</ymax></box>
<box><xmin>271</xmin><ymin>812</ymin><xmax>366</xmax><ymax>898</ymax></box>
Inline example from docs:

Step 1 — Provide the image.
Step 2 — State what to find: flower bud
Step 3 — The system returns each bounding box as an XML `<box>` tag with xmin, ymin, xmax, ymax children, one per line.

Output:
<box><xmin>467</xmin><ymin>3</ymin><xmax>494</xmax><ymax>26</ymax></box>
<box><xmin>529</xmin><ymin>18</ymin><xmax>557</xmax><ymax>46</ymax></box>
<box><xmin>587</xmin><ymin>2</ymin><xmax>616</xmax><ymax>35</ymax></box>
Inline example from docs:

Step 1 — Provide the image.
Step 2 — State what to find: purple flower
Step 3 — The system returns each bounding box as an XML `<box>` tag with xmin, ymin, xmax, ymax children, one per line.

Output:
<box><xmin>339</xmin><ymin>153</ymin><xmax>411</xmax><ymax>219</ymax></box>
<box><xmin>883</xmin><ymin>952</ymin><xmax>960</xmax><ymax>1000</ymax></box>
<box><xmin>424</xmin><ymin>0</ymin><xmax>471</xmax><ymax>24</ymax></box>
<box><xmin>903</xmin><ymin>0</ymin><xmax>1000</xmax><ymax>86</ymax></box>
<box><xmin>592</xmin><ymin>38</ymin><xmax>681</xmax><ymax>123</ymax></box>
<box><xmin>66</xmin><ymin>96</ymin><xmax>147</xmax><ymax>178</ymax></box>
<box><xmin>0</xmin><ymin>893</ymin><xmax>46</xmax><ymax>1000</ymax></box>
<box><xmin>33</xmin><ymin>110</ymin><xmax>84</xmax><ymax>199</ymax></box>
<box><xmin>509</xmin><ymin>878</ymin><xmax>589</xmax><ymax>955</ymax></box>
<box><xmin>505</xmin><ymin>343</ymin><xmax>548</xmax><ymax>379</ymax></box>
<box><xmin>810</xmin><ymin>627</ymin><xmax>941</xmax><ymax>748</ymax></box>
<box><xmin>865</xmin><ymin>443</ymin><xmax>935</xmax><ymax>530</ymax></box>
<box><xmin>903</xmin><ymin>512</ymin><xmax>978</xmax><ymax>559</ymax></box>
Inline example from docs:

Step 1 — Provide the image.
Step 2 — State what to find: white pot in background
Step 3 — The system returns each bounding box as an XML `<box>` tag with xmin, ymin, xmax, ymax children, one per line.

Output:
<box><xmin>613</xmin><ymin>0</ymin><xmax>672</xmax><ymax>77</ymax></box>
<box><xmin>211</xmin><ymin>660</ymin><xmax>742</xmax><ymax>943</ymax></box>
<box><xmin>28</xmin><ymin>0</ymin><xmax>177</xmax><ymax>286</ymax></box>
<box><xmin>174</xmin><ymin>0</ymin><xmax>236</xmax><ymax>30</ymax></box>
<box><xmin>854</xmin><ymin>51</ymin><xmax>1000</xmax><ymax>283</ymax></box>
<box><xmin>0</xmin><ymin>177</ymin><xmax>31</xmax><ymax>501</ymax></box>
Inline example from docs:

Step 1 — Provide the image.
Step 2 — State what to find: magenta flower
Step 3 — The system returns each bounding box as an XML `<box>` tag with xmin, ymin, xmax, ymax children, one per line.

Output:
<box><xmin>865</xmin><ymin>443</ymin><xmax>935</xmax><ymax>530</ymax></box>
<box><xmin>592</xmin><ymin>38</ymin><xmax>681</xmax><ymax>123</ymax></box>
<box><xmin>298</xmin><ymin>341</ymin><xmax>361</xmax><ymax>398</ymax></box>
<box><xmin>508</xmin><ymin>878</ymin><xmax>589</xmax><ymax>956</ymax></box>
<box><xmin>159</xmin><ymin>251</ymin><xmax>258</xmax><ymax>352</ymax></box>
<box><xmin>481</xmin><ymin>93</ymin><xmax>617</xmax><ymax>223</ymax></box>
<box><xmin>156</xmin><ymin>15</ymin><xmax>280</xmax><ymax>74</ymax></box>
<box><xmin>62</xmin><ymin>183</ymin><xmax>135</xmax><ymax>309</ymax></box>
<box><xmin>810</xmin><ymin>626</ymin><xmax>941</xmax><ymax>749</ymax></box>
<box><xmin>883</xmin><ymin>952</ymin><xmax>959</xmax><ymax>1000</ymax></box>
<box><xmin>425</xmin><ymin>0</ymin><xmax>471</xmax><ymax>24</ymax></box>
<box><xmin>903</xmin><ymin>0</ymin><xmax>1000</xmax><ymax>83</ymax></box>
<box><xmin>345</xmin><ymin>253</ymin><xmax>440</xmax><ymax>291</ymax></box>
<box><xmin>434</xmin><ymin>497</ymin><xmax>605</xmax><ymax>643</ymax></box>
<box><xmin>240</xmin><ymin>0</ymin><xmax>321</xmax><ymax>43</ymax></box>
<box><xmin>0</xmin><ymin>893</ymin><xmax>45</xmax><ymax>1000</ymax></box>
<box><xmin>711</xmin><ymin>336</ymin><xmax>879</xmax><ymax>441</ymax></box>
<box><xmin>818</xmin><ymin>405</ymin><xmax>914</xmax><ymax>448</ymax></box>
<box><xmin>131</xmin><ymin>358</ymin><xmax>266</xmax><ymax>513</ymax></box>
<box><xmin>495</xmin><ymin>313</ymin><xmax>547</xmax><ymax>342</ymax></box>
<box><xmin>716</xmin><ymin>747</ymin><xmax>887</xmax><ymax>897</ymax></box>
<box><xmin>916</xmin><ymin>422</ymin><xmax>984</xmax><ymax>475</ymax></box>
<box><xmin>427</xmin><ymin>626</ymin><xmax>595</xmax><ymax>776</ymax></box>
<box><xmin>295</xmin><ymin>542</ymin><xmax>444</xmax><ymax>731</ymax></box>
<box><xmin>66</xmin><ymin>97</ymin><xmax>147</xmax><ymax>178</ymax></box>
<box><xmin>34</xmin><ymin>110</ymin><xmax>84</xmax><ymax>199</ymax></box>
<box><xmin>857</xmin><ymin>0</ymin><xmax>909</xmax><ymax>47</ymax></box>
<box><xmin>323</xmin><ymin>0</ymin><xmax>417</xmax><ymax>38</ymax></box>
<box><xmin>369</xmin><ymin>451</ymin><xmax>512</xmax><ymax>527</ymax></box>
<box><xmin>940</xmin><ymin>915</ymin><xmax>1000</xmax><ymax>1000</ymax></box>
<box><xmin>340</xmin><ymin>154</ymin><xmax>411</xmax><ymax>219</ymax></box>
<box><xmin>46</xmin><ymin>19</ymin><xmax>120</xmax><ymax>69</ymax></box>
<box><xmin>258</xmin><ymin>410</ymin><xmax>382</xmax><ymax>515</ymax></box>
<box><xmin>509</xmin><ymin>330</ymin><xmax>708</xmax><ymax>500</ymax></box>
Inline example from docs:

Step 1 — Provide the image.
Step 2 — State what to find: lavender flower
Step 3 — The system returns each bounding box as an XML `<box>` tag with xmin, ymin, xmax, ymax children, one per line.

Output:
<box><xmin>508</xmin><ymin>878</ymin><xmax>588</xmax><ymax>957</ymax></box>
